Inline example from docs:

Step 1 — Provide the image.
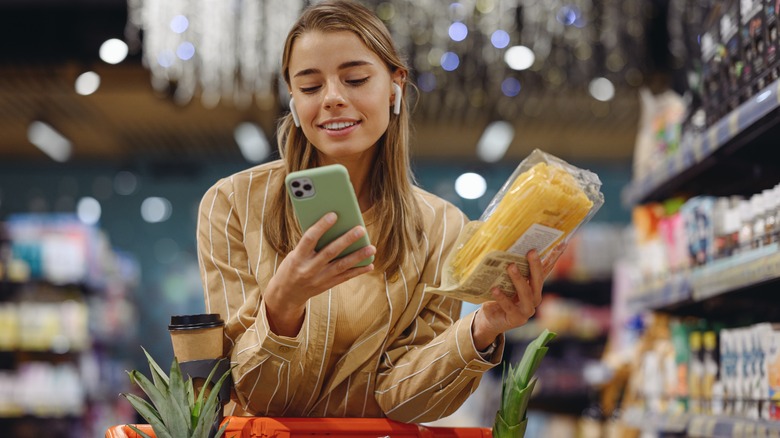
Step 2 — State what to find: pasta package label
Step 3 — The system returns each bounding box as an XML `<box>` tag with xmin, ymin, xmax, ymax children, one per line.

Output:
<box><xmin>428</xmin><ymin>149</ymin><xmax>604</xmax><ymax>304</ymax></box>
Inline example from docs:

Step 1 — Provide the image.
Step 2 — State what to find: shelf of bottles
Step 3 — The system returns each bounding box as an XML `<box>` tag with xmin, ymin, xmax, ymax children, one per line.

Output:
<box><xmin>0</xmin><ymin>214</ymin><xmax>140</xmax><ymax>436</ymax></box>
<box><xmin>622</xmin><ymin>78</ymin><xmax>780</xmax><ymax>208</ymax></box>
<box><xmin>616</xmin><ymin>314</ymin><xmax>780</xmax><ymax>437</ymax></box>
<box><xmin>626</xmin><ymin>175</ymin><xmax>780</xmax><ymax>318</ymax></box>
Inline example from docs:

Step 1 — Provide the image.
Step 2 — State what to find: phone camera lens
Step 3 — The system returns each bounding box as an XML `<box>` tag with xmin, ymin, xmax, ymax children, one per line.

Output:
<box><xmin>294</xmin><ymin>190</ymin><xmax>304</xmax><ymax>197</ymax></box>
<box><xmin>291</xmin><ymin>181</ymin><xmax>300</xmax><ymax>188</ymax></box>
<box><xmin>303</xmin><ymin>184</ymin><xmax>312</xmax><ymax>191</ymax></box>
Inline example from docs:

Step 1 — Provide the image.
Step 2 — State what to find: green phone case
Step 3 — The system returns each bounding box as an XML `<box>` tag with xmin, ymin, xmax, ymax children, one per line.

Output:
<box><xmin>285</xmin><ymin>164</ymin><xmax>374</xmax><ymax>267</ymax></box>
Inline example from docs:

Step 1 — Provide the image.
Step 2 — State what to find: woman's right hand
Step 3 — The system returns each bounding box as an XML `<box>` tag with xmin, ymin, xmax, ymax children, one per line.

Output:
<box><xmin>263</xmin><ymin>212</ymin><xmax>376</xmax><ymax>336</ymax></box>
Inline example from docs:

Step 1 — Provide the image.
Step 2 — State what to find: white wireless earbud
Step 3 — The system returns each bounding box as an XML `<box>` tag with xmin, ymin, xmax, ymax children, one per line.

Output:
<box><xmin>392</xmin><ymin>83</ymin><xmax>402</xmax><ymax>115</ymax></box>
<box><xmin>289</xmin><ymin>98</ymin><xmax>301</xmax><ymax>127</ymax></box>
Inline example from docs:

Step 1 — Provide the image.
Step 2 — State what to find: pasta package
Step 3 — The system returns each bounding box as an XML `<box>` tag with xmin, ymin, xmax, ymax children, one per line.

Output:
<box><xmin>428</xmin><ymin>149</ymin><xmax>604</xmax><ymax>304</ymax></box>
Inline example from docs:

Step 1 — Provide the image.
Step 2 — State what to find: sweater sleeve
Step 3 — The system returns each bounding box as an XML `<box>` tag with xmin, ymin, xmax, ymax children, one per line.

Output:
<box><xmin>374</xmin><ymin>295</ymin><xmax>504</xmax><ymax>423</ymax></box>
<box><xmin>196</xmin><ymin>173</ymin><xmax>308</xmax><ymax>415</ymax></box>
<box><xmin>373</xmin><ymin>195</ymin><xmax>504</xmax><ymax>423</ymax></box>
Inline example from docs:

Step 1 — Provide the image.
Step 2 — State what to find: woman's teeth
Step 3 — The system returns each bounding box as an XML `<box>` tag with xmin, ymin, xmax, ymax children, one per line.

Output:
<box><xmin>323</xmin><ymin>121</ymin><xmax>356</xmax><ymax>130</ymax></box>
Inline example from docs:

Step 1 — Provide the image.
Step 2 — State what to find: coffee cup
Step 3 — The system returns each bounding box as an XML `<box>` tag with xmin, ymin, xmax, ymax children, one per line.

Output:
<box><xmin>168</xmin><ymin>313</ymin><xmax>224</xmax><ymax>362</ymax></box>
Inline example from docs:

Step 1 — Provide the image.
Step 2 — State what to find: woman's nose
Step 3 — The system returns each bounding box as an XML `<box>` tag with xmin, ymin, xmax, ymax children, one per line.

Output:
<box><xmin>323</xmin><ymin>83</ymin><xmax>347</xmax><ymax>109</ymax></box>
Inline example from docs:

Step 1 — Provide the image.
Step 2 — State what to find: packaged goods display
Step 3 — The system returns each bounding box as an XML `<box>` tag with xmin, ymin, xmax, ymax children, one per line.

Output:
<box><xmin>630</xmin><ymin>182</ymin><xmax>780</xmax><ymax>297</ymax></box>
<box><xmin>428</xmin><ymin>149</ymin><xmax>604</xmax><ymax>304</ymax></box>
<box><xmin>768</xmin><ymin>0</ymin><xmax>780</xmax><ymax>80</ymax></box>
<box><xmin>722</xmin><ymin>0</ymin><xmax>743</xmax><ymax>112</ymax></box>
<box><xmin>741</xmin><ymin>0</ymin><xmax>766</xmax><ymax>97</ymax></box>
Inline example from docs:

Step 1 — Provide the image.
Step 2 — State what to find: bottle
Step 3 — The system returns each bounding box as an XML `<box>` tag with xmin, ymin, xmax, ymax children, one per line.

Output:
<box><xmin>737</xmin><ymin>200</ymin><xmax>753</xmax><ymax>254</ymax></box>
<box><xmin>769</xmin><ymin>185</ymin><xmax>780</xmax><ymax>244</ymax></box>
<box><xmin>713</xmin><ymin>197</ymin><xmax>730</xmax><ymax>259</ymax></box>
<box><xmin>702</xmin><ymin>331</ymin><xmax>718</xmax><ymax>415</ymax></box>
<box><xmin>689</xmin><ymin>331</ymin><xmax>703</xmax><ymax>414</ymax></box>
<box><xmin>750</xmin><ymin>193</ymin><xmax>766</xmax><ymax>249</ymax></box>
<box><xmin>723</xmin><ymin>206</ymin><xmax>741</xmax><ymax>258</ymax></box>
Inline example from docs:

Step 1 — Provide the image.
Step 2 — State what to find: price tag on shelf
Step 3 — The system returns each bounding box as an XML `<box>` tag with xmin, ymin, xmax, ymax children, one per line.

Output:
<box><xmin>689</xmin><ymin>416</ymin><xmax>704</xmax><ymax>435</ymax></box>
<box><xmin>757</xmin><ymin>424</ymin><xmax>768</xmax><ymax>437</ymax></box>
<box><xmin>703</xmin><ymin>417</ymin><xmax>716</xmax><ymax>436</ymax></box>
<box><xmin>675</xmin><ymin>151</ymin><xmax>684</xmax><ymax>173</ymax></box>
<box><xmin>729</xmin><ymin>112</ymin><xmax>739</xmax><ymax>136</ymax></box>
<box><xmin>708</xmin><ymin>128</ymin><xmax>718</xmax><ymax>152</ymax></box>
<box><xmin>733</xmin><ymin>420</ymin><xmax>745</xmax><ymax>437</ymax></box>
<box><xmin>744</xmin><ymin>421</ymin><xmax>756</xmax><ymax>437</ymax></box>
<box><xmin>693</xmin><ymin>137</ymin><xmax>704</xmax><ymax>161</ymax></box>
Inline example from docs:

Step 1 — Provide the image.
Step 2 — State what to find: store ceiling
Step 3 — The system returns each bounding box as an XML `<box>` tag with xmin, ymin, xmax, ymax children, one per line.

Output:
<box><xmin>0</xmin><ymin>0</ymin><xmax>640</xmax><ymax>166</ymax></box>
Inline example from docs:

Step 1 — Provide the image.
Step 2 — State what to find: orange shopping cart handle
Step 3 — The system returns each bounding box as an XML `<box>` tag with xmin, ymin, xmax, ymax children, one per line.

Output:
<box><xmin>106</xmin><ymin>416</ymin><xmax>492</xmax><ymax>437</ymax></box>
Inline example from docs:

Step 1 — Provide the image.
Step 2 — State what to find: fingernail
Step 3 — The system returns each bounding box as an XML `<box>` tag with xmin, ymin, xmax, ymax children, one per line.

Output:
<box><xmin>354</xmin><ymin>227</ymin><xmax>365</xmax><ymax>237</ymax></box>
<box><xmin>326</xmin><ymin>212</ymin><xmax>337</xmax><ymax>223</ymax></box>
<box><xmin>365</xmin><ymin>245</ymin><xmax>376</xmax><ymax>255</ymax></box>
<box><xmin>509</xmin><ymin>264</ymin><xmax>518</xmax><ymax>274</ymax></box>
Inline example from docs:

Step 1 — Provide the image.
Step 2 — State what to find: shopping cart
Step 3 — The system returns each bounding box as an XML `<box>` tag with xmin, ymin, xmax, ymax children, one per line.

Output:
<box><xmin>105</xmin><ymin>416</ymin><xmax>492</xmax><ymax>437</ymax></box>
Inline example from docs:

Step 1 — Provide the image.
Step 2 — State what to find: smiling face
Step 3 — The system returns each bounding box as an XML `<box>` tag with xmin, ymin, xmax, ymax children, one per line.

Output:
<box><xmin>288</xmin><ymin>30</ymin><xmax>400</xmax><ymax>166</ymax></box>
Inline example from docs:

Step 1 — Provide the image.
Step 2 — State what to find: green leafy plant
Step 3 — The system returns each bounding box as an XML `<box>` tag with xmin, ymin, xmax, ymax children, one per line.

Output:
<box><xmin>121</xmin><ymin>347</ymin><xmax>231</xmax><ymax>438</ymax></box>
<box><xmin>493</xmin><ymin>329</ymin><xmax>557</xmax><ymax>438</ymax></box>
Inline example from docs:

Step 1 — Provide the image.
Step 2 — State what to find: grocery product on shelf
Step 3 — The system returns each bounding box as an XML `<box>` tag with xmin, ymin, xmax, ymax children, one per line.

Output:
<box><xmin>0</xmin><ymin>214</ymin><xmax>140</xmax><ymax>437</ymax></box>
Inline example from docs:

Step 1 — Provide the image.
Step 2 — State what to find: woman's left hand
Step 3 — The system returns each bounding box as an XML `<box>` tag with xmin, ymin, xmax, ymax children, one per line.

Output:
<box><xmin>471</xmin><ymin>250</ymin><xmax>544</xmax><ymax>350</ymax></box>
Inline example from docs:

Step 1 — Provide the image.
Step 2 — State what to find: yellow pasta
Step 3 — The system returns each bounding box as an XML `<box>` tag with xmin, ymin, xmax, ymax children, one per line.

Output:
<box><xmin>450</xmin><ymin>162</ymin><xmax>593</xmax><ymax>280</ymax></box>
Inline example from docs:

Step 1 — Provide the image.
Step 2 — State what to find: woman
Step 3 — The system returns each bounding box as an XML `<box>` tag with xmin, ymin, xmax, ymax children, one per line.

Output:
<box><xmin>197</xmin><ymin>0</ymin><xmax>545</xmax><ymax>422</ymax></box>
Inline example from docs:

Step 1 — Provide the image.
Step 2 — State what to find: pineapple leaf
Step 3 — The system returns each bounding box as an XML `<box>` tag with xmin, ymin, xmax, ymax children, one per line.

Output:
<box><xmin>127</xmin><ymin>368</ymin><xmax>183</xmax><ymax>436</ymax></box>
<box><xmin>127</xmin><ymin>424</ymin><xmax>155</xmax><ymax>438</ymax></box>
<box><xmin>167</xmin><ymin>358</ymin><xmax>191</xmax><ymax>436</ymax></box>
<box><xmin>121</xmin><ymin>393</ymin><xmax>174</xmax><ymax>438</ymax></box>
<box><xmin>214</xmin><ymin>420</ymin><xmax>229</xmax><ymax>438</ymax></box>
<box><xmin>142</xmin><ymin>346</ymin><xmax>170</xmax><ymax>387</ymax></box>
<box><xmin>192</xmin><ymin>365</ymin><xmax>232</xmax><ymax>438</ymax></box>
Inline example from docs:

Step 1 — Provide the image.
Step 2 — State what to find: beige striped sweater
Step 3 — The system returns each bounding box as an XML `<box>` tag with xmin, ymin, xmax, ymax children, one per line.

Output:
<box><xmin>196</xmin><ymin>160</ymin><xmax>502</xmax><ymax>422</ymax></box>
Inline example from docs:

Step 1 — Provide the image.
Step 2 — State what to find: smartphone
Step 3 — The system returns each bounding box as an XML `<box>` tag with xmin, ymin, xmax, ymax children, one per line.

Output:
<box><xmin>285</xmin><ymin>164</ymin><xmax>374</xmax><ymax>267</ymax></box>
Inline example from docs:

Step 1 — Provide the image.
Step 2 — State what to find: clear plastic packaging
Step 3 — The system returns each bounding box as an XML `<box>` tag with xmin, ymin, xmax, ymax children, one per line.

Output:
<box><xmin>428</xmin><ymin>149</ymin><xmax>605</xmax><ymax>304</ymax></box>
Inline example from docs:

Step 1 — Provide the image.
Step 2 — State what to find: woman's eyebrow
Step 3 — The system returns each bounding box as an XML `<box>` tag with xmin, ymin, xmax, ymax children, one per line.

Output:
<box><xmin>293</xmin><ymin>60</ymin><xmax>374</xmax><ymax>78</ymax></box>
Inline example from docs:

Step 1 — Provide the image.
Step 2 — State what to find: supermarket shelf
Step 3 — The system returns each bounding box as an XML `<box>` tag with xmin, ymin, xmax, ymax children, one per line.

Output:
<box><xmin>622</xmin><ymin>78</ymin><xmax>780</xmax><ymax>207</ymax></box>
<box><xmin>627</xmin><ymin>270</ymin><xmax>692</xmax><ymax>313</ymax></box>
<box><xmin>621</xmin><ymin>409</ymin><xmax>780</xmax><ymax>437</ymax></box>
<box><xmin>543</xmin><ymin>278</ymin><xmax>613</xmax><ymax>306</ymax></box>
<box><xmin>627</xmin><ymin>245</ymin><xmax>780</xmax><ymax>318</ymax></box>
<box><xmin>528</xmin><ymin>392</ymin><xmax>590</xmax><ymax>416</ymax></box>
<box><xmin>687</xmin><ymin>415</ymin><xmax>780</xmax><ymax>437</ymax></box>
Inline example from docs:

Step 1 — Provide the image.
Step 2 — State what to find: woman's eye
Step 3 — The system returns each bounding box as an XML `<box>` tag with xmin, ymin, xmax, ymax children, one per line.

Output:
<box><xmin>347</xmin><ymin>77</ymin><xmax>369</xmax><ymax>86</ymax></box>
<box><xmin>299</xmin><ymin>86</ymin><xmax>320</xmax><ymax>94</ymax></box>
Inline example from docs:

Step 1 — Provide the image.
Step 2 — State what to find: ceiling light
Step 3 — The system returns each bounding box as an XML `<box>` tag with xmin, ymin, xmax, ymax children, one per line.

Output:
<box><xmin>76</xmin><ymin>197</ymin><xmax>102</xmax><ymax>225</ymax></box>
<box><xmin>99</xmin><ymin>38</ymin><xmax>129</xmax><ymax>64</ymax></box>
<box><xmin>141</xmin><ymin>197</ymin><xmax>172</xmax><ymax>223</ymax></box>
<box><xmin>170</xmin><ymin>15</ymin><xmax>189</xmax><ymax>34</ymax></box>
<box><xmin>234</xmin><ymin>122</ymin><xmax>270</xmax><ymax>163</ymax></box>
<box><xmin>501</xmin><ymin>78</ymin><xmax>521</xmax><ymax>97</ymax></box>
<box><xmin>448</xmin><ymin>22</ymin><xmax>468</xmax><ymax>42</ymax></box>
<box><xmin>27</xmin><ymin>121</ymin><xmax>72</xmax><ymax>162</ymax></box>
<box><xmin>455</xmin><ymin>173</ymin><xmax>487</xmax><ymax>200</ymax></box>
<box><xmin>74</xmin><ymin>71</ymin><xmax>100</xmax><ymax>96</ymax></box>
<box><xmin>588</xmin><ymin>77</ymin><xmax>615</xmax><ymax>101</ymax></box>
<box><xmin>114</xmin><ymin>171</ymin><xmax>138</xmax><ymax>196</ymax></box>
<box><xmin>176</xmin><ymin>42</ymin><xmax>195</xmax><ymax>61</ymax></box>
<box><xmin>490</xmin><ymin>30</ymin><xmax>510</xmax><ymax>49</ymax></box>
<box><xmin>477</xmin><ymin>121</ymin><xmax>514</xmax><ymax>163</ymax></box>
<box><xmin>504</xmin><ymin>45</ymin><xmax>535</xmax><ymax>71</ymax></box>
<box><xmin>441</xmin><ymin>52</ymin><xmax>460</xmax><ymax>71</ymax></box>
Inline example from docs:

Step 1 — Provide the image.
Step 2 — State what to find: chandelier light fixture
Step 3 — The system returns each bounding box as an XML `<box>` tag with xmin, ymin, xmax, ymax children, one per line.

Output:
<box><xmin>125</xmin><ymin>0</ymin><xmax>646</xmax><ymax>116</ymax></box>
<box><xmin>126</xmin><ymin>0</ymin><xmax>304</xmax><ymax>109</ymax></box>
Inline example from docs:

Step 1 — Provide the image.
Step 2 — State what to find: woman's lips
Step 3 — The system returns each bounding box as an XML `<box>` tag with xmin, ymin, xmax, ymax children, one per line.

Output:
<box><xmin>319</xmin><ymin>120</ymin><xmax>360</xmax><ymax>137</ymax></box>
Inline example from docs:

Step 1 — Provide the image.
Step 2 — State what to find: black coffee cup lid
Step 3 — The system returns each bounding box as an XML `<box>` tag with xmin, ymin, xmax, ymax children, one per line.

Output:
<box><xmin>169</xmin><ymin>313</ymin><xmax>224</xmax><ymax>330</ymax></box>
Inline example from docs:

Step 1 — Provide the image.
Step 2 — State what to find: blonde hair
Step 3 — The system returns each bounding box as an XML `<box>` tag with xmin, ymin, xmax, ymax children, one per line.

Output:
<box><xmin>265</xmin><ymin>0</ymin><xmax>423</xmax><ymax>278</ymax></box>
